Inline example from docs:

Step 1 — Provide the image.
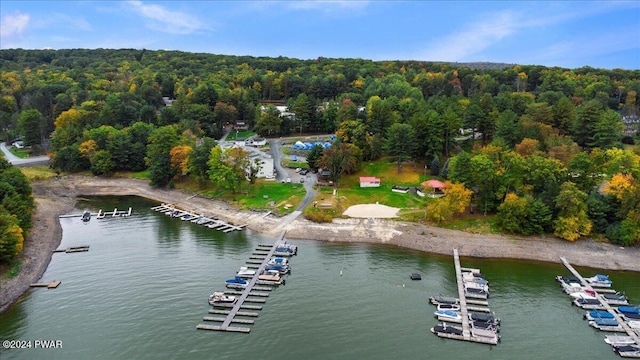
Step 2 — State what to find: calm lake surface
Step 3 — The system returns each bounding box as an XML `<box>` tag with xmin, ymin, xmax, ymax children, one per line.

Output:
<box><xmin>1</xmin><ymin>196</ymin><xmax>638</xmax><ymax>360</ymax></box>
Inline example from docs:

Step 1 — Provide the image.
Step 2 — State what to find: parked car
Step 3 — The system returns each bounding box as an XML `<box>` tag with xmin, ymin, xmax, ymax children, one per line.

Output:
<box><xmin>295</xmin><ymin>168</ymin><xmax>302</xmax><ymax>173</ymax></box>
<box><xmin>299</xmin><ymin>178</ymin><xmax>304</xmax><ymax>183</ymax></box>
<box><xmin>299</xmin><ymin>169</ymin><xmax>309</xmax><ymax>175</ymax></box>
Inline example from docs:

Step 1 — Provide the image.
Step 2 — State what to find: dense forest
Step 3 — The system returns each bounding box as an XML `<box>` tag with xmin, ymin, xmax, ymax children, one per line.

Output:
<box><xmin>0</xmin><ymin>158</ymin><xmax>34</xmax><ymax>263</ymax></box>
<box><xmin>0</xmin><ymin>48</ymin><xmax>639</xmax><ymax>247</ymax></box>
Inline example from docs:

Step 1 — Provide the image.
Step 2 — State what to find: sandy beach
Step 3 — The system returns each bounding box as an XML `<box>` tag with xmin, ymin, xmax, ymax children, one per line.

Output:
<box><xmin>1</xmin><ymin>175</ymin><xmax>639</xmax><ymax>313</ymax></box>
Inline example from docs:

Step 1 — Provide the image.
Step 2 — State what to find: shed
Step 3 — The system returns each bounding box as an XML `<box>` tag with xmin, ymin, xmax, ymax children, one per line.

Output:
<box><xmin>360</xmin><ymin>177</ymin><xmax>381</xmax><ymax>188</ymax></box>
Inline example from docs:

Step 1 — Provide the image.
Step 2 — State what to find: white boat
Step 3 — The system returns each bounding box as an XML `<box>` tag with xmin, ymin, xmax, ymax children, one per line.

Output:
<box><xmin>627</xmin><ymin>320</ymin><xmax>640</xmax><ymax>330</ymax></box>
<box><xmin>208</xmin><ymin>292</ymin><xmax>237</xmax><ymax>306</ymax></box>
<box><xmin>437</xmin><ymin>303</ymin><xmax>461</xmax><ymax>311</ymax></box>
<box><xmin>570</xmin><ymin>289</ymin><xmax>597</xmax><ymax>299</ymax></box>
<box><xmin>585</xmin><ymin>274</ymin><xmax>613</xmax><ymax>288</ymax></box>
<box><xmin>604</xmin><ymin>335</ymin><xmax>635</xmax><ymax>346</ymax></box>
<box><xmin>588</xmin><ymin>318</ymin><xmax>624</xmax><ymax>332</ymax></box>
<box><xmin>573</xmin><ymin>298</ymin><xmax>604</xmax><ymax>309</ymax></box>
<box><xmin>434</xmin><ymin>310</ymin><xmax>462</xmax><ymax>322</ymax></box>
<box><xmin>267</xmin><ymin>257</ymin><xmax>289</xmax><ymax>266</ymax></box>
<box><xmin>237</xmin><ymin>266</ymin><xmax>256</xmax><ymax>277</ymax></box>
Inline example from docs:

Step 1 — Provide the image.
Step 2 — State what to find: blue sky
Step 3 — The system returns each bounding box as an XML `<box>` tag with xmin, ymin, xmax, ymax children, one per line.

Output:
<box><xmin>1</xmin><ymin>1</ymin><xmax>639</xmax><ymax>69</ymax></box>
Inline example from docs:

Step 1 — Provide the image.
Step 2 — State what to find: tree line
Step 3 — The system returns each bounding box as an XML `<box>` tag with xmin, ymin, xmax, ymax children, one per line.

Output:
<box><xmin>0</xmin><ymin>48</ymin><xmax>639</xmax><ymax>245</ymax></box>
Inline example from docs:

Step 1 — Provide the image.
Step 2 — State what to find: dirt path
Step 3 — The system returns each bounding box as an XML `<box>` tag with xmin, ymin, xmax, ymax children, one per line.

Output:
<box><xmin>1</xmin><ymin>175</ymin><xmax>638</xmax><ymax>314</ymax></box>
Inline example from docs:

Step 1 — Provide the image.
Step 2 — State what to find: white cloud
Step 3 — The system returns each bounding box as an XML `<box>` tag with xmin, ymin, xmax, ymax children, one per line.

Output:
<box><xmin>126</xmin><ymin>0</ymin><xmax>209</xmax><ymax>34</ymax></box>
<box><xmin>0</xmin><ymin>12</ymin><xmax>30</xmax><ymax>41</ymax></box>
<box><xmin>418</xmin><ymin>10</ymin><xmax>520</xmax><ymax>62</ymax></box>
<box><xmin>287</xmin><ymin>0</ymin><xmax>370</xmax><ymax>12</ymax></box>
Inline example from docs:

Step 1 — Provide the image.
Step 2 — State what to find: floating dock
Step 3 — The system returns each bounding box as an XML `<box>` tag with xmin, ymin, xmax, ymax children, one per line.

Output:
<box><xmin>151</xmin><ymin>204</ymin><xmax>245</xmax><ymax>233</ymax></box>
<box><xmin>53</xmin><ymin>245</ymin><xmax>89</xmax><ymax>253</ymax></box>
<box><xmin>197</xmin><ymin>231</ymin><xmax>291</xmax><ymax>333</ymax></box>
<box><xmin>30</xmin><ymin>280</ymin><xmax>61</xmax><ymax>289</ymax></box>
<box><xmin>59</xmin><ymin>208</ymin><xmax>132</xmax><ymax>219</ymax></box>
<box><xmin>560</xmin><ymin>257</ymin><xmax>640</xmax><ymax>353</ymax></box>
<box><xmin>431</xmin><ymin>249</ymin><xmax>499</xmax><ymax>345</ymax></box>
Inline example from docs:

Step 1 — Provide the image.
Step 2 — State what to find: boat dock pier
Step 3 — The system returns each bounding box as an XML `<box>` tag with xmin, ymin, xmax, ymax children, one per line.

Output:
<box><xmin>560</xmin><ymin>257</ymin><xmax>640</xmax><ymax>349</ymax></box>
<box><xmin>53</xmin><ymin>245</ymin><xmax>90</xmax><ymax>253</ymax></box>
<box><xmin>197</xmin><ymin>232</ymin><xmax>290</xmax><ymax>333</ymax></box>
<box><xmin>151</xmin><ymin>204</ymin><xmax>246</xmax><ymax>233</ymax></box>
<box><xmin>30</xmin><ymin>280</ymin><xmax>61</xmax><ymax>289</ymax></box>
<box><xmin>59</xmin><ymin>207</ymin><xmax>132</xmax><ymax>219</ymax></box>
<box><xmin>431</xmin><ymin>249</ymin><xmax>499</xmax><ymax>345</ymax></box>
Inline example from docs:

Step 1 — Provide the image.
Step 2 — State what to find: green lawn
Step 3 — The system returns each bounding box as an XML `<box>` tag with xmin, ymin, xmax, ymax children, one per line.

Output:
<box><xmin>226</xmin><ymin>131</ymin><xmax>256</xmax><ymax>140</ymax></box>
<box><xmin>10</xmin><ymin>147</ymin><xmax>31</xmax><ymax>159</ymax></box>
<box><xmin>231</xmin><ymin>180</ymin><xmax>307</xmax><ymax>215</ymax></box>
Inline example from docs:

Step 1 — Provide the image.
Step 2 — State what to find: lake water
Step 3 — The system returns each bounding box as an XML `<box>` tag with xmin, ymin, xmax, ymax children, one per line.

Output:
<box><xmin>1</xmin><ymin>196</ymin><xmax>638</xmax><ymax>359</ymax></box>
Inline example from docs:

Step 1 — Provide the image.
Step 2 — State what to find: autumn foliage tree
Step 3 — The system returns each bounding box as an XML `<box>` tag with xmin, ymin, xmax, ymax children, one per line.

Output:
<box><xmin>553</xmin><ymin>182</ymin><xmax>592</xmax><ymax>241</ymax></box>
<box><xmin>169</xmin><ymin>145</ymin><xmax>192</xmax><ymax>180</ymax></box>
<box><xmin>426</xmin><ymin>182</ymin><xmax>472</xmax><ymax>224</ymax></box>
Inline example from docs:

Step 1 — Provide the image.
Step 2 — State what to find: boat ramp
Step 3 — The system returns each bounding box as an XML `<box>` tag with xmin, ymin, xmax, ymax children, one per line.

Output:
<box><xmin>151</xmin><ymin>204</ymin><xmax>245</xmax><ymax>233</ymax></box>
<box><xmin>196</xmin><ymin>232</ymin><xmax>294</xmax><ymax>333</ymax></box>
<box><xmin>559</xmin><ymin>257</ymin><xmax>640</xmax><ymax>357</ymax></box>
<box><xmin>430</xmin><ymin>249</ymin><xmax>500</xmax><ymax>345</ymax></box>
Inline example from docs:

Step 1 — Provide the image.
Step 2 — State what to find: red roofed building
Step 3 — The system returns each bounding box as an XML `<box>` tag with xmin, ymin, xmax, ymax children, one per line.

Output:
<box><xmin>359</xmin><ymin>177</ymin><xmax>381</xmax><ymax>188</ymax></box>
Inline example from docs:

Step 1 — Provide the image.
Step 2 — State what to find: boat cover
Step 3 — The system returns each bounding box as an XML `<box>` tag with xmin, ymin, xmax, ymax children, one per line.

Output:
<box><xmin>618</xmin><ymin>306</ymin><xmax>640</xmax><ymax>314</ymax></box>
<box><xmin>593</xmin><ymin>318</ymin><xmax>618</xmax><ymax>326</ymax></box>
<box><xmin>588</xmin><ymin>310</ymin><xmax>614</xmax><ymax>319</ymax></box>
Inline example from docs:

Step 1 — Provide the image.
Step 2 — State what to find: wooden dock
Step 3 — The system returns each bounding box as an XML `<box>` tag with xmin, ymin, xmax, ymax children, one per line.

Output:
<box><xmin>197</xmin><ymin>231</ymin><xmax>290</xmax><ymax>333</ymax></box>
<box><xmin>30</xmin><ymin>280</ymin><xmax>61</xmax><ymax>289</ymax></box>
<box><xmin>560</xmin><ymin>257</ymin><xmax>640</xmax><ymax>348</ymax></box>
<box><xmin>151</xmin><ymin>204</ymin><xmax>244</xmax><ymax>233</ymax></box>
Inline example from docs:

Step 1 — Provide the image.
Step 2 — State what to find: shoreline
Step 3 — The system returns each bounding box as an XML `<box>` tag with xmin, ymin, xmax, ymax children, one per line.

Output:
<box><xmin>1</xmin><ymin>175</ymin><xmax>639</xmax><ymax>314</ymax></box>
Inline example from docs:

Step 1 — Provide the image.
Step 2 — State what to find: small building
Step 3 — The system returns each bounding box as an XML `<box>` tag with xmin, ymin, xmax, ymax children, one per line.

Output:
<box><xmin>360</xmin><ymin>177</ymin><xmax>381</xmax><ymax>188</ymax></box>
<box><xmin>234</xmin><ymin>121</ymin><xmax>249</xmax><ymax>131</ymax></box>
<box><xmin>255</xmin><ymin>157</ymin><xmax>274</xmax><ymax>179</ymax></box>
<box><xmin>234</xmin><ymin>138</ymin><xmax>247</xmax><ymax>147</ymax></box>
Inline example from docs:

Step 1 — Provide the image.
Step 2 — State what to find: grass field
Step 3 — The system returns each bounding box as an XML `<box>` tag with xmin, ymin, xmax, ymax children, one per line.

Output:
<box><xmin>231</xmin><ymin>181</ymin><xmax>306</xmax><ymax>214</ymax></box>
<box><xmin>226</xmin><ymin>131</ymin><xmax>256</xmax><ymax>140</ymax></box>
<box><xmin>9</xmin><ymin>147</ymin><xmax>31</xmax><ymax>159</ymax></box>
<box><xmin>19</xmin><ymin>166</ymin><xmax>58</xmax><ymax>181</ymax></box>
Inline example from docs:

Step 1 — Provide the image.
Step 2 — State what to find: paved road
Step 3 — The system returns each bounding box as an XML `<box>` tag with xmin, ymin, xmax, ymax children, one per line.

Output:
<box><xmin>0</xmin><ymin>142</ymin><xmax>50</xmax><ymax>167</ymax></box>
<box><xmin>268</xmin><ymin>138</ymin><xmax>317</xmax><ymax>213</ymax></box>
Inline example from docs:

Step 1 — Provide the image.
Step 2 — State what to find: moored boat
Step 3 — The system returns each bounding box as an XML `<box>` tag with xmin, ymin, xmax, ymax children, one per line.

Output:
<box><xmin>585</xmin><ymin>274</ymin><xmax>613</xmax><ymax>288</ymax></box>
<box><xmin>570</xmin><ymin>289</ymin><xmax>597</xmax><ymax>299</ymax></box>
<box><xmin>431</xmin><ymin>322</ymin><xmax>463</xmax><ymax>336</ymax></box>
<box><xmin>464</xmin><ymin>286</ymin><xmax>489</xmax><ymax>299</ymax></box>
<box><xmin>601</xmin><ymin>293</ymin><xmax>629</xmax><ymax>306</ymax></box>
<box><xmin>208</xmin><ymin>292</ymin><xmax>237</xmax><ymax>306</ymax></box>
<box><xmin>434</xmin><ymin>310</ymin><xmax>462</xmax><ymax>322</ymax></box>
<box><xmin>429</xmin><ymin>295</ymin><xmax>459</xmax><ymax>305</ymax></box>
<box><xmin>237</xmin><ymin>266</ymin><xmax>256</xmax><ymax>277</ymax></box>
<box><xmin>225</xmin><ymin>276</ymin><xmax>249</xmax><ymax>288</ymax></box>
<box><xmin>614</xmin><ymin>345</ymin><xmax>640</xmax><ymax>357</ymax></box>
<box><xmin>437</xmin><ymin>303</ymin><xmax>461</xmax><ymax>311</ymax></box>
<box><xmin>273</xmin><ymin>242</ymin><xmax>297</xmax><ymax>257</ymax></box>
<box><xmin>469</xmin><ymin>312</ymin><xmax>500</xmax><ymax>326</ymax></box>
<box><xmin>410</xmin><ymin>273</ymin><xmax>422</xmax><ymax>280</ymax></box>
<box><xmin>584</xmin><ymin>310</ymin><xmax>614</xmax><ymax>321</ymax></box>
<box><xmin>264</xmin><ymin>263</ymin><xmax>290</xmax><ymax>275</ymax></box>
<box><xmin>604</xmin><ymin>335</ymin><xmax>636</xmax><ymax>346</ymax></box>
<box><xmin>588</xmin><ymin>318</ymin><xmax>624</xmax><ymax>332</ymax></box>
<box><xmin>81</xmin><ymin>210</ymin><xmax>91</xmax><ymax>222</ymax></box>
<box><xmin>573</xmin><ymin>297</ymin><xmax>604</xmax><ymax>309</ymax></box>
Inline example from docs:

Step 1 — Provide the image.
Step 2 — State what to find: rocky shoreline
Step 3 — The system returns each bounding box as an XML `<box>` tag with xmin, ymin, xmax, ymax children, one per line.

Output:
<box><xmin>1</xmin><ymin>175</ymin><xmax>639</xmax><ymax>314</ymax></box>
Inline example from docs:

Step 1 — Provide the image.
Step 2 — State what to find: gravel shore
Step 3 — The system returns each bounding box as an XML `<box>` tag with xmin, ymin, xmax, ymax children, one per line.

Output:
<box><xmin>1</xmin><ymin>175</ymin><xmax>638</xmax><ymax>314</ymax></box>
